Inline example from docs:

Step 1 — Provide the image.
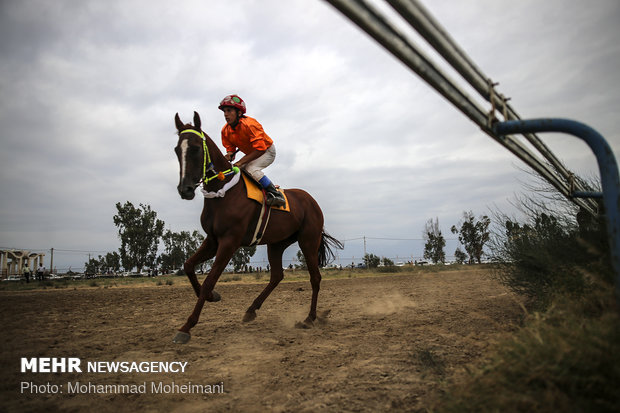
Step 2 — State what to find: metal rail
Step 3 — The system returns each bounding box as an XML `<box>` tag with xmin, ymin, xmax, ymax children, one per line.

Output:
<box><xmin>323</xmin><ymin>0</ymin><xmax>620</xmax><ymax>296</ymax></box>
<box><xmin>386</xmin><ymin>0</ymin><xmax>578</xmax><ymax>185</ymax></box>
<box><xmin>495</xmin><ymin>119</ymin><xmax>620</xmax><ymax>298</ymax></box>
<box><xmin>323</xmin><ymin>0</ymin><xmax>599</xmax><ymax>215</ymax></box>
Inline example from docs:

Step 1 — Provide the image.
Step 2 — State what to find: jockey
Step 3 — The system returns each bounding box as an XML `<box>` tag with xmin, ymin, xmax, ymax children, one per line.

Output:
<box><xmin>219</xmin><ymin>94</ymin><xmax>286</xmax><ymax>207</ymax></box>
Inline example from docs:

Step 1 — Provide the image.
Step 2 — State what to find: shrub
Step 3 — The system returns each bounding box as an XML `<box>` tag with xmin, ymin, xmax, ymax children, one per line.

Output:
<box><xmin>376</xmin><ymin>265</ymin><xmax>400</xmax><ymax>273</ymax></box>
<box><xmin>491</xmin><ymin>211</ymin><xmax>612</xmax><ymax>309</ymax></box>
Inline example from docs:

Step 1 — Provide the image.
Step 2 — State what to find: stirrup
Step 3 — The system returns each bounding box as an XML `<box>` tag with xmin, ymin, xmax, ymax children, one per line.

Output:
<box><xmin>266</xmin><ymin>192</ymin><xmax>286</xmax><ymax>207</ymax></box>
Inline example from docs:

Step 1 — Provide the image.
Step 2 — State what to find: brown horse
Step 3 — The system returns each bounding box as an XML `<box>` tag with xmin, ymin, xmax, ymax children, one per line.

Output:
<box><xmin>172</xmin><ymin>111</ymin><xmax>342</xmax><ymax>343</ymax></box>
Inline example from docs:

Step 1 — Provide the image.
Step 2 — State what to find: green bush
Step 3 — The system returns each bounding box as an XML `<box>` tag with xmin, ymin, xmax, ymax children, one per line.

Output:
<box><xmin>376</xmin><ymin>265</ymin><xmax>400</xmax><ymax>273</ymax></box>
<box><xmin>434</xmin><ymin>204</ymin><xmax>619</xmax><ymax>412</ymax></box>
<box><xmin>491</xmin><ymin>212</ymin><xmax>612</xmax><ymax>309</ymax></box>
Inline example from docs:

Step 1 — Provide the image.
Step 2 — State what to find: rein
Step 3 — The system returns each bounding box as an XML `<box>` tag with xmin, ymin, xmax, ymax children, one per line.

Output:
<box><xmin>180</xmin><ymin>129</ymin><xmax>239</xmax><ymax>186</ymax></box>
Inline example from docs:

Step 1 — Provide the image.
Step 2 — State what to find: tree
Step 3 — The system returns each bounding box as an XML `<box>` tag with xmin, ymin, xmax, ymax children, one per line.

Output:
<box><xmin>363</xmin><ymin>253</ymin><xmax>380</xmax><ymax>269</ymax></box>
<box><xmin>454</xmin><ymin>248</ymin><xmax>467</xmax><ymax>264</ymax></box>
<box><xmin>83</xmin><ymin>252</ymin><xmax>120</xmax><ymax>275</ymax></box>
<box><xmin>230</xmin><ymin>246</ymin><xmax>256</xmax><ymax>273</ymax></box>
<box><xmin>295</xmin><ymin>250</ymin><xmax>307</xmax><ymax>270</ymax></box>
<box><xmin>84</xmin><ymin>256</ymin><xmax>102</xmax><ymax>275</ymax></box>
<box><xmin>382</xmin><ymin>257</ymin><xmax>394</xmax><ymax>266</ymax></box>
<box><xmin>159</xmin><ymin>230</ymin><xmax>204</xmax><ymax>273</ymax></box>
<box><xmin>102</xmin><ymin>252</ymin><xmax>121</xmax><ymax>273</ymax></box>
<box><xmin>113</xmin><ymin>201</ymin><xmax>164</xmax><ymax>272</ymax></box>
<box><xmin>423</xmin><ymin>217</ymin><xmax>446</xmax><ymax>264</ymax></box>
<box><xmin>451</xmin><ymin>211</ymin><xmax>491</xmax><ymax>264</ymax></box>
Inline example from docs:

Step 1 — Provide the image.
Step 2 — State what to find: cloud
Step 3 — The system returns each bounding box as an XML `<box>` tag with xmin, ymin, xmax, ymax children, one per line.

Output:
<box><xmin>1</xmin><ymin>0</ymin><xmax>618</xmax><ymax>270</ymax></box>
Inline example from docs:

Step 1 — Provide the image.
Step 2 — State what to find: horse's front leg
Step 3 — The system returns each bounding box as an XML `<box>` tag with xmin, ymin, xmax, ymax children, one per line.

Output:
<box><xmin>173</xmin><ymin>239</ymin><xmax>239</xmax><ymax>344</ymax></box>
<box><xmin>184</xmin><ymin>237</ymin><xmax>218</xmax><ymax>298</ymax></box>
<box><xmin>243</xmin><ymin>239</ymin><xmax>293</xmax><ymax>322</ymax></box>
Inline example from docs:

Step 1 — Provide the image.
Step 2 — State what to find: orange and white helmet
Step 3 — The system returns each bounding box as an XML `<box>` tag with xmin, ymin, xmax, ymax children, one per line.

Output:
<box><xmin>218</xmin><ymin>94</ymin><xmax>246</xmax><ymax>114</ymax></box>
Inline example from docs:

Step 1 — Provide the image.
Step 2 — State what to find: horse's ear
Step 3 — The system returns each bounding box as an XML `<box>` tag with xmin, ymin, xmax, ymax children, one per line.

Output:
<box><xmin>193</xmin><ymin>111</ymin><xmax>201</xmax><ymax>130</ymax></box>
<box><xmin>174</xmin><ymin>113</ymin><xmax>184</xmax><ymax>132</ymax></box>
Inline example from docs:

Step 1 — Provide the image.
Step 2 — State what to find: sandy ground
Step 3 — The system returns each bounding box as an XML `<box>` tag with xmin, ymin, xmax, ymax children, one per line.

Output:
<box><xmin>0</xmin><ymin>268</ymin><xmax>523</xmax><ymax>412</ymax></box>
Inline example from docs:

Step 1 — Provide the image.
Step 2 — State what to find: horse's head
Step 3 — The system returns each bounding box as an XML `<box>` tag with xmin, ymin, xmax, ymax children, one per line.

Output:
<box><xmin>174</xmin><ymin>111</ymin><xmax>206</xmax><ymax>200</ymax></box>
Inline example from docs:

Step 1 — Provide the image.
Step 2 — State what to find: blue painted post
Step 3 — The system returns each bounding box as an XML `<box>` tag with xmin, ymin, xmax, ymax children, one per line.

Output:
<box><xmin>494</xmin><ymin>118</ymin><xmax>620</xmax><ymax>299</ymax></box>
<box><xmin>571</xmin><ymin>191</ymin><xmax>604</xmax><ymax>199</ymax></box>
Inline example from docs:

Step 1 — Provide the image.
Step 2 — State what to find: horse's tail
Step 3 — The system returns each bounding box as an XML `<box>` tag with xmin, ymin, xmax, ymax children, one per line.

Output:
<box><xmin>318</xmin><ymin>230</ymin><xmax>344</xmax><ymax>268</ymax></box>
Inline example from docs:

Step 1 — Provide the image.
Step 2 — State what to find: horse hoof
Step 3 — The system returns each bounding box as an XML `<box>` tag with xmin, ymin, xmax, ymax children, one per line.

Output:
<box><xmin>242</xmin><ymin>311</ymin><xmax>256</xmax><ymax>323</ymax></box>
<box><xmin>207</xmin><ymin>291</ymin><xmax>221</xmax><ymax>302</ymax></box>
<box><xmin>172</xmin><ymin>331</ymin><xmax>191</xmax><ymax>344</ymax></box>
<box><xmin>295</xmin><ymin>318</ymin><xmax>314</xmax><ymax>329</ymax></box>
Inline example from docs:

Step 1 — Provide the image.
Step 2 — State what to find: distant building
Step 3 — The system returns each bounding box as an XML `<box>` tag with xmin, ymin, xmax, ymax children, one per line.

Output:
<box><xmin>0</xmin><ymin>249</ymin><xmax>45</xmax><ymax>278</ymax></box>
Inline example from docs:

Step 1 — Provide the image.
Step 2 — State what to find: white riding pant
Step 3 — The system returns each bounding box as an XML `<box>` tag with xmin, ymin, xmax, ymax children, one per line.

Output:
<box><xmin>245</xmin><ymin>144</ymin><xmax>276</xmax><ymax>182</ymax></box>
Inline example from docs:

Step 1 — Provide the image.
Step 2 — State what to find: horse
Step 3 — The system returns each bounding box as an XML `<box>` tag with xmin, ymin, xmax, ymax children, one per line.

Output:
<box><xmin>172</xmin><ymin>111</ymin><xmax>343</xmax><ymax>344</ymax></box>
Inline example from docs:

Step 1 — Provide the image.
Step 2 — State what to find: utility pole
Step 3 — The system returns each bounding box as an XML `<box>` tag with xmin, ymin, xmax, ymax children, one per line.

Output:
<box><xmin>363</xmin><ymin>236</ymin><xmax>367</xmax><ymax>257</ymax></box>
<box><xmin>50</xmin><ymin>248</ymin><xmax>54</xmax><ymax>274</ymax></box>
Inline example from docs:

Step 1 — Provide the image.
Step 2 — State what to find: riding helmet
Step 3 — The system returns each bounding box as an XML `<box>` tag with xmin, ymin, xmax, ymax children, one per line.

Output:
<box><xmin>218</xmin><ymin>94</ymin><xmax>246</xmax><ymax>114</ymax></box>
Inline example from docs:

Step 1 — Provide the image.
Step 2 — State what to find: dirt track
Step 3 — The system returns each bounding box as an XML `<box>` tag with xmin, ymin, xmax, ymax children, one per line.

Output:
<box><xmin>0</xmin><ymin>268</ymin><xmax>522</xmax><ymax>412</ymax></box>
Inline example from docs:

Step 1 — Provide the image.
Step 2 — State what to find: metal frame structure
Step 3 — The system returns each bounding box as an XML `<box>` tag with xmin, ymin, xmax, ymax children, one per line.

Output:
<box><xmin>324</xmin><ymin>0</ymin><xmax>620</xmax><ymax>295</ymax></box>
<box><xmin>494</xmin><ymin>119</ymin><xmax>620</xmax><ymax>297</ymax></box>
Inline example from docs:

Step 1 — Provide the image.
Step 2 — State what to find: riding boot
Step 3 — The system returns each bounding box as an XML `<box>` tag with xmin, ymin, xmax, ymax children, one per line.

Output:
<box><xmin>259</xmin><ymin>175</ymin><xmax>286</xmax><ymax>207</ymax></box>
<box><xmin>264</xmin><ymin>183</ymin><xmax>286</xmax><ymax>207</ymax></box>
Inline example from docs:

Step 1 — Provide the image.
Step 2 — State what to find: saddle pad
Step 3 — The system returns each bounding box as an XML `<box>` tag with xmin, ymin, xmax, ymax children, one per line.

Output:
<box><xmin>242</xmin><ymin>174</ymin><xmax>290</xmax><ymax>212</ymax></box>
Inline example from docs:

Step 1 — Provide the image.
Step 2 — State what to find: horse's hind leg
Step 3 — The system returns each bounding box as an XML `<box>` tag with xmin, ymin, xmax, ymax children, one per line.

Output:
<box><xmin>297</xmin><ymin>235</ymin><xmax>323</xmax><ymax>328</ymax></box>
<box><xmin>243</xmin><ymin>238</ymin><xmax>295</xmax><ymax>322</ymax></box>
<box><xmin>184</xmin><ymin>237</ymin><xmax>217</xmax><ymax>298</ymax></box>
<box><xmin>305</xmin><ymin>260</ymin><xmax>322</xmax><ymax>326</ymax></box>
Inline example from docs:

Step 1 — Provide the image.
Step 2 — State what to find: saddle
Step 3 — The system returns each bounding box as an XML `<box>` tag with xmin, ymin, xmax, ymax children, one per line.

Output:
<box><xmin>242</xmin><ymin>172</ymin><xmax>290</xmax><ymax>246</ymax></box>
<box><xmin>242</xmin><ymin>173</ymin><xmax>290</xmax><ymax>212</ymax></box>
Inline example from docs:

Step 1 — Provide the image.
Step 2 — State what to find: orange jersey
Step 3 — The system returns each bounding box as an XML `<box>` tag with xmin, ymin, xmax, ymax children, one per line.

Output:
<box><xmin>221</xmin><ymin>116</ymin><xmax>273</xmax><ymax>154</ymax></box>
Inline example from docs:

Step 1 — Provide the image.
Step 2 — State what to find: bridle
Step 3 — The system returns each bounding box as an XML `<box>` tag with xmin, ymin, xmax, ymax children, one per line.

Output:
<box><xmin>179</xmin><ymin>129</ymin><xmax>239</xmax><ymax>187</ymax></box>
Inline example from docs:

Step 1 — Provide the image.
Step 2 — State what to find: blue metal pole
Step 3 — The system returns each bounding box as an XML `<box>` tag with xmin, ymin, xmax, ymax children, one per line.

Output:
<box><xmin>494</xmin><ymin>118</ymin><xmax>620</xmax><ymax>299</ymax></box>
<box><xmin>571</xmin><ymin>191</ymin><xmax>604</xmax><ymax>199</ymax></box>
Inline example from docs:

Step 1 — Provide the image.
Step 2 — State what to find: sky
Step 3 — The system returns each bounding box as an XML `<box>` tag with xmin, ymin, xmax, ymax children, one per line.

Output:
<box><xmin>1</xmin><ymin>0</ymin><xmax>619</xmax><ymax>272</ymax></box>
